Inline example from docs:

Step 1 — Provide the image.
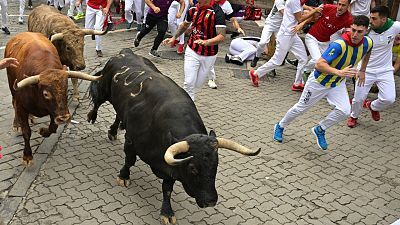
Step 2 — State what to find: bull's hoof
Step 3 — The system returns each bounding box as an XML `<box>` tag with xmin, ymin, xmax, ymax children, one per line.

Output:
<box><xmin>160</xmin><ymin>215</ymin><xmax>177</xmax><ymax>225</ymax></box>
<box><xmin>22</xmin><ymin>156</ymin><xmax>33</xmax><ymax>167</ymax></box>
<box><xmin>87</xmin><ymin>110</ymin><xmax>97</xmax><ymax>124</ymax></box>
<box><xmin>108</xmin><ymin>130</ymin><xmax>117</xmax><ymax>141</ymax></box>
<box><xmin>39</xmin><ymin>128</ymin><xmax>51</xmax><ymax>137</ymax></box>
<box><xmin>116</xmin><ymin>177</ymin><xmax>130</xmax><ymax>187</ymax></box>
<box><xmin>28</xmin><ymin>115</ymin><xmax>36</xmax><ymax>124</ymax></box>
<box><xmin>12</xmin><ymin>126</ymin><xmax>22</xmax><ymax>134</ymax></box>
<box><xmin>73</xmin><ymin>94</ymin><xmax>80</xmax><ymax>102</ymax></box>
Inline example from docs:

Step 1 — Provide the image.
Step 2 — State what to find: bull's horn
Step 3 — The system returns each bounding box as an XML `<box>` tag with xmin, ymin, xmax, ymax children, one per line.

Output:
<box><xmin>216</xmin><ymin>138</ymin><xmax>260</xmax><ymax>156</ymax></box>
<box><xmin>81</xmin><ymin>29</ymin><xmax>109</xmax><ymax>36</ymax></box>
<box><xmin>15</xmin><ymin>75</ymin><xmax>40</xmax><ymax>90</ymax></box>
<box><xmin>67</xmin><ymin>71</ymin><xmax>102</xmax><ymax>81</ymax></box>
<box><xmin>50</xmin><ymin>33</ymin><xmax>64</xmax><ymax>42</ymax></box>
<box><xmin>164</xmin><ymin>141</ymin><xmax>193</xmax><ymax>166</ymax></box>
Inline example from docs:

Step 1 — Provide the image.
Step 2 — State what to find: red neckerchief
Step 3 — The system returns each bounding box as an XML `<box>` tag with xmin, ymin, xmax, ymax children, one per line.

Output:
<box><xmin>300</xmin><ymin>0</ymin><xmax>307</xmax><ymax>5</ymax></box>
<box><xmin>341</xmin><ymin>31</ymin><xmax>364</xmax><ymax>47</ymax></box>
<box><xmin>218</xmin><ymin>0</ymin><xmax>227</xmax><ymax>6</ymax></box>
<box><xmin>197</xmin><ymin>0</ymin><xmax>215</xmax><ymax>9</ymax></box>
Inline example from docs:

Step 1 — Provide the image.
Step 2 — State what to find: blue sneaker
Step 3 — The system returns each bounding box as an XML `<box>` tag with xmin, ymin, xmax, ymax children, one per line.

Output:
<box><xmin>273</xmin><ymin>123</ymin><xmax>284</xmax><ymax>143</ymax></box>
<box><xmin>312</xmin><ymin>125</ymin><xmax>328</xmax><ymax>150</ymax></box>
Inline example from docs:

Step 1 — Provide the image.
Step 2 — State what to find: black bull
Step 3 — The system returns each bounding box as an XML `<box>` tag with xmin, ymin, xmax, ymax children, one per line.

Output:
<box><xmin>88</xmin><ymin>49</ymin><xmax>260</xmax><ymax>224</ymax></box>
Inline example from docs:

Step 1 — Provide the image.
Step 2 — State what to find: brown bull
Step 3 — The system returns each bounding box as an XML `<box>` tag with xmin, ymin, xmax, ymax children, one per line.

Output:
<box><xmin>28</xmin><ymin>4</ymin><xmax>108</xmax><ymax>101</ymax></box>
<box><xmin>5</xmin><ymin>32</ymin><xmax>101</xmax><ymax>165</ymax></box>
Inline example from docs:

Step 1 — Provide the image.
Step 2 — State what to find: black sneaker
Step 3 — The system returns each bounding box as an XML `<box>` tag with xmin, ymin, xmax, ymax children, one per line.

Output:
<box><xmin>96</xmin><ymin>50</ymin><xmax>103</xmax><ymax>57</ymax></box>
<box><xmin>2</xmin><ymin>27</ymin><xmax>10</xmax><ymax>35</ymax></box>
<box><xmin>134</xmin><ymin>34</ymin><xmax>140</xmax><ymax>47</ymax></box>
<box><xmin>230</xmin><ymin>56</ymin><xmax>243</xmax><ymax>66</ymax></box>
<box><xmin>251</xmin><ymin>57</ymin><xmax>259</xmax><ymax>67</ymax></box>
<box><xmin>271</xmin><ymin>69</ymin><xmax>277</xmax><ymax>77</ymax></box>
<box><xmin>57</xmin><ymin>6</ymin><xmax>63</xmax><ymax>11</ymax></box>
<box><xmin>285</xmin><ymin>58</ymin><xmax>298</xmax><ymax>67</ymax></box>
<box><xmin>225</xmin><ymin>53</ymin><xmax>232</xmax><ymax>63</ymax></box>
<box><xmin>149</xmin><ymin>49</ymin><xmax>160</xmax><ymax>57</ymax></box>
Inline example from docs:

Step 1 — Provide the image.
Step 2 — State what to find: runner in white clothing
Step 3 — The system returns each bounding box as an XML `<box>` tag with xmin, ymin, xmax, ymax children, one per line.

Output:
<box><xmin>350</xmin><ymin>0</ymin><xmax>372</xmax><ymax>16</ymax></box>
<box><xmin>348</xmin><ymin>6</ymin><xmax>400</xmax><ymax>127</ymax></box>
<box><xmin>0</xmin><ymin>0</ymin><xmax>10</xmax><ymax>34</ymax></box>
<box><xmin>207</xmin><ymin>0</ymin><xmax>245</xmax><ymax>89</ymax></box>
<box><xmin>249</xmin><ymin>0</ymin><xmax>321</xmax><ymax>91</ymax></box>
<box><xmin>225</xmin><ymin>36</ymin><xmax>260</xmax><ymax>65</ymax></box>
<box><xmin>250</xmin><ymin>0</ymin><xmax>285</xmax><ymax>68</ymax></box>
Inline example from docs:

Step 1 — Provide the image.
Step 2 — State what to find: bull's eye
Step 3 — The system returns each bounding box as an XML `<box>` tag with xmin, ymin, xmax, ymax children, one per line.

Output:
<box><xmin>43</xmin><ymin>90</ymin><xmax>52</xmax><ymax>100</ymax></box>
<box><xmin>66</xmin><ymin>46</ymin><xmax>70</xmax><ymax>51</ymax></box>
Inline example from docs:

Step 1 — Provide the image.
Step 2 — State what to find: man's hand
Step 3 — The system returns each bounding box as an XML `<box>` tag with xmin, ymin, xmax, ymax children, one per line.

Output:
<box><xmin>153</xmin><ymin>6</ymin><xmax>161</xmax><ymax>13</ymax></box>
<box><xmin>336</xmin><ymin>65</ymin><xmax>357</xmax><ymax>78</ymax></box>
<box><xmin>102</xmin><ymin>7</ymin><xmax>110</xmax><ymax>15</ymax></box>
<box><xmin>313</xmin><ymin>7</ymin><xmax>322</xmax><ymax>14</ymax></box>
<box><xmin>163</xmin><ymin>37</ymin><xmax>177</xmax><ymax>47</ymax></box>
<box><xmin>292</xmin><ymin>23</ymin><xmax>304</xmax><ymax>33</ymax></box>
<box><xmin>176</xmin><ymin>12</ymin><xmax>181</xmax><ymax>18</ymax></box>
<box><xmin>356</xmin><ymin>71</ymin><xmax>365</xmax><ymax>87</ymax></box>
<box><xmin>194</xmin><ymin>39</ymin><xmax>209</xmax><ymax>46</ymax></box>
<box><xmin>0</xmin><ymin>58</ymin><xmax>19</xmax><ymax>70</ymax></box>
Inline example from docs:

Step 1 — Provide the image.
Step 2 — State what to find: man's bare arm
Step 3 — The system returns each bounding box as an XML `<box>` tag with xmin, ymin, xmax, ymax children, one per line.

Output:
<box><xmin>173</xmin><ymin>21</ymin><xmax>191</xmax><ymax>39</ymax></box>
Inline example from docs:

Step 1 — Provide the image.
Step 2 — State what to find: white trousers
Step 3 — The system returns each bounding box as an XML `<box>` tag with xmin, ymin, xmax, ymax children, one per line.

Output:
<box><xmin>304</xmin><ymin>33</ymin><xmax>329</xmax><ymax>73</ymax></box>
<box><xmin>66</xmin><ymin>0</ymin><xmax>83</xmax><ymax>17</ymax></box>
<box><xmin>19</xmin><ymin>0</ymin><xmax>25</xmax><ymax>18</ymax></box>
<box><xmin>229</xmin><ymin>38</ymin><xmax>257</xmax><ymax>61</ymax></box>
<box><xmin>350</xmin><ymin>70</ymin><xmax>396</xmax><ymax>118</ymax></box>
<box><xmin>184</xmin><ymin>47</ymin><xmax>217</xmax><ymax>101</ymax></box>
<box><xmin>255</xmin><ymin>24</ymin><xmax>279</xmax><ymax>57</ymax></box>
<box><xmin>279</xmin><ymin>74</ymin><xmax>351</xmax><ymax>130</ymax></box>
<box><xmin>125</xmin><ymin>0</ymin><xmax>143</xmax><ymax>24</ymax></box>
<box><xmin>168</xmin><ymin>0</ymin><xmax>189</xmax><ymax>44</ymax></box>
<box><xmin>85</xmin><ymin>5</ymin><xmax>105</xmax><ymax>50</ymax></box>
<box><xmin>255</xmin><ymin>33</ymin><xmax>307</xmax><ymax>84</ymax></box>
<box><xmin>208</xmin><ymin>39</ymin><xmax>257</xmax><ymax>81</ymax></box>
<box><xmin>54</xmin><ymin>0</ymin><xmax>65</xmax><ymax>9</ymax></box>
<box><xmin>143</xmin><ymin>4</ymin><xmax>149</xmax><ymax>24</ymax></box>
<box><xmin>0</xmin><ymin>0</ymin><xmax>8</xmax><ymax>27</ymax></box>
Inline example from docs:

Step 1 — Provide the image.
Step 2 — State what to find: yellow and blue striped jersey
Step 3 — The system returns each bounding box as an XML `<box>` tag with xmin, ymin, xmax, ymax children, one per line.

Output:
<box><xmin>313</xmin><ymin>36</ymin><xmax>373</xmax><ymax>88</ymax></box>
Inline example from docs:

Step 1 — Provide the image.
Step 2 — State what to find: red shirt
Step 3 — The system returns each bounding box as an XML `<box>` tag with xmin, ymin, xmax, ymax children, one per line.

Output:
<box><xmin>308</xmin><ymin>4</ymin><xmax>353</xmax><ymax>42</ymax></box>
<box><xmin>87</xmin><ymin>0</ymin><xmax>107</xmax><ymax>10</ymax></box>
<box><xmin>186</xmin><ymin>4</ymin><xmax>226</xmax><ymax>56</ymax></box>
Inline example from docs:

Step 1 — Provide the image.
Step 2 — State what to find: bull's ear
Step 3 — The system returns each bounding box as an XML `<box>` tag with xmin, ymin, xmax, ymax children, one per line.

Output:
<box><xmin>209</xmin><ymin>130</ymin><xmax>217</xmax><ymax>137</ymax></box>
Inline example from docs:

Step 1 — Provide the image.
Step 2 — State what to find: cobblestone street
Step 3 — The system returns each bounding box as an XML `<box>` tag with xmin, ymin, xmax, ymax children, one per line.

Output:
<box><xmin>0</xmin><ymin>1</ymin><xmax>399</xmax><ymax>225</ymax></box>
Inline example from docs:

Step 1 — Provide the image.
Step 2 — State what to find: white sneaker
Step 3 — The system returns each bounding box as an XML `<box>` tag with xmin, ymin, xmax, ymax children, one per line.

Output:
<box><xmin>18</xmin><ymin>17</ymin><xmax>24</xmax><ymax>24</ymax></box>
<box><xmin>208</xmin><ymin>80</ymin><xmax>217</xmax><ymax>89</ymax></box>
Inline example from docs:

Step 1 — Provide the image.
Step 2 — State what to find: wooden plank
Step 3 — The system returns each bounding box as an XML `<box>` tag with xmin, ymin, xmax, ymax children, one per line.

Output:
<box><xmin>229</xmin><ymin>0</ymin><xmax>273</xmax><ymax>9</ymax></box>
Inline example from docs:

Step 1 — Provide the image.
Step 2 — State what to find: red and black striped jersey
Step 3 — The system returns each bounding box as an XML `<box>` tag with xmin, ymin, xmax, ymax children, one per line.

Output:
<box><xmin>185</xmin><ymin>4</ymin><xmax>226</xmax><ymax>56</ymax></box>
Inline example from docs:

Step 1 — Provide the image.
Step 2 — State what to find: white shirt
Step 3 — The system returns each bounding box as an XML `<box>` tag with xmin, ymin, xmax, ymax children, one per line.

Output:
<box><xmin>279</xmin><ymin>0</ymin><xmax>302</xmax><ymax>36</ymax></box>
<box><xmin>366</xmin><ymin>21</ymin><xmax>400</xmax><ymax>73</ymax></box>
<box><xmin>350</xmin><ymin>0</ymin><xmax>371</xmax><ymax>16</ymax></box>
<box><xmin>219</xmin><ymin>1</ymin><xmax>233</xmax><ymax>15</ymax></box>
<box><xmin>265</xmin><ymin>0</ymin><xmax>286</xmax><ymax>31</ymax></box>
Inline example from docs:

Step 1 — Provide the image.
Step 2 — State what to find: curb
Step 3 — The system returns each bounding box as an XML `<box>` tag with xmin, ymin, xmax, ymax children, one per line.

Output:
<box><xmin>0</xmin><ymin>79</ymin><xmax>92</xmax><ymax>225</ymax></box>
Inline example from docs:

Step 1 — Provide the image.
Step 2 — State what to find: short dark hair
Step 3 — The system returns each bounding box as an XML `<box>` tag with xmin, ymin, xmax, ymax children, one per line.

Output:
<box><xmin>352</xmin><ymin>15</ymin><xmax>370</xmax><ymax>28</ymax></box>
<box><xmin>371</xmin><ymin>5</ymin><xmax>390</xmax><ymax>18</ymax></box>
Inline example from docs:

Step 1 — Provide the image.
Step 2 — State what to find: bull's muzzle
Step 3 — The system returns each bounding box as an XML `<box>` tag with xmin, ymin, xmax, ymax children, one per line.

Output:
<box><xmin>55</xmin><ymin>114</ymin><xmax>71</xmax><ymax>124</ymax></box>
